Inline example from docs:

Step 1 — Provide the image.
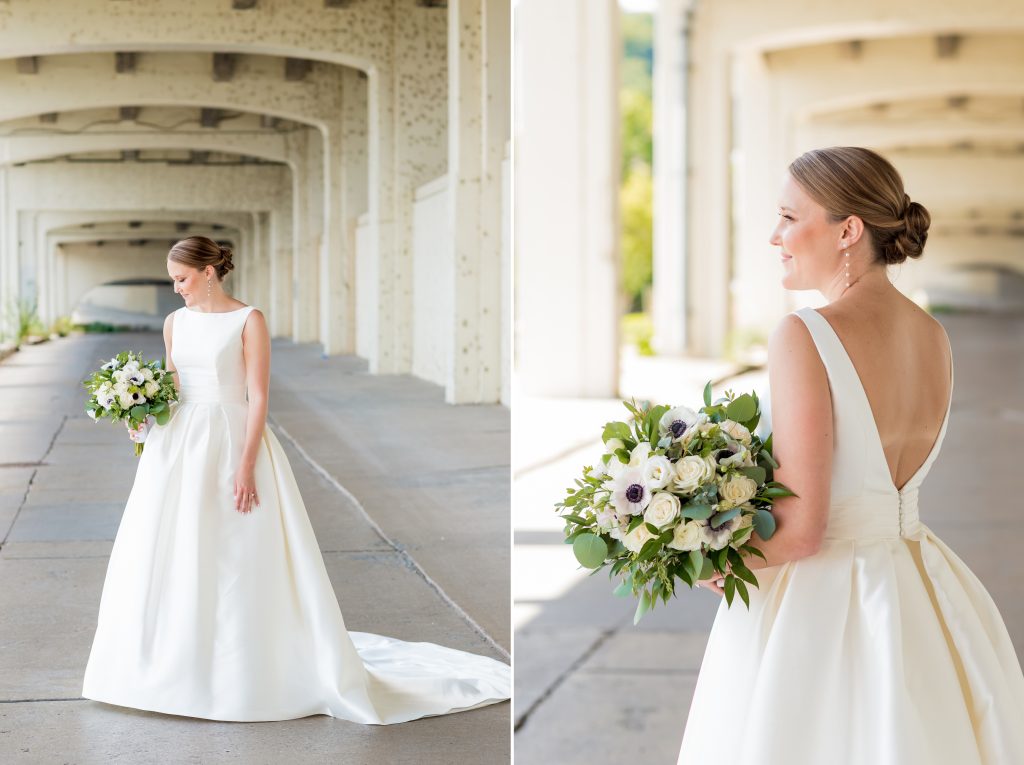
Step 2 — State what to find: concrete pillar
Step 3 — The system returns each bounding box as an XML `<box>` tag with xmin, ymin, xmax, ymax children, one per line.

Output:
<box><xmin>271</xmin><ymin>200</ymin><xmax>293</xmax><ymax>338</ymax></box>
<box><xmin>340</xmin><ymin>68</ymin><xmax>368</xmax><ymax>356</ymax></box>
<box><xmin>319</xmin><ymin>125</ymin><xmax>350</xmax><ymax>356</ymax></box>
<box><xmin>686</xmin><ymin>2</ymin><xmax>731</xmax><ymax>357</ymax></box>
<box><xmin>291</xmin><ymin>130</ymin><xmax>323</xmax><ymax>344</ymax></box>
<box><xmin>446</xmin><ymin>0</ymin><xmax>510</xmax><ymax>404</ymax></box>
<box><xmin>514</xmin><ymin>0</ymin><xmax>621</xmax><ymax>397</ymax></box>
<box><xmin>652</xmin><ymin>0</ymin><xmax>692</xmax><ymax>356</ymax></box>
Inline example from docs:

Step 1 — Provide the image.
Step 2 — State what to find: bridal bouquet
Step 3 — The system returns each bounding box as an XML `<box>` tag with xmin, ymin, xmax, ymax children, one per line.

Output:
<box><xmin>83</xmin><ymin>351</ymin><xmax>178</xmax><ymax>456</ymax></box>
<box><xmin>555</xmin><ymin>383</ymin><xmax>797</xmax><ymax>622</ymax></box>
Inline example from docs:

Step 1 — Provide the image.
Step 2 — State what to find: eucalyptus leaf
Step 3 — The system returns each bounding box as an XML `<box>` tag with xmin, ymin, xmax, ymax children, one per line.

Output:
<box><xmin>572</xmin><ymin>533</ymin><xmax>608</xmax><ymax>569</ymax></box>
<box><xmin>725</xmin><ymin>394</ymin><xmax>756</xmax><ymax>423</ymax></box>
<box><xmin>709</xmin><ymin>506</ymin><xmax>741</xmax><ymax>526</ymax></box>
<box><xmin>753</xmin><ymin>508</ymin><xmax>777</xmax><ymax>539</ymax></box>
<box><xmin>703</xmin><ymin>381</ymin><xmax>712</xmax><ymax>407</ymax></box>
<box><xmin>681</xmin><ymin>503</ymin><xmax>713</xmax><ymax>520</ymax></box>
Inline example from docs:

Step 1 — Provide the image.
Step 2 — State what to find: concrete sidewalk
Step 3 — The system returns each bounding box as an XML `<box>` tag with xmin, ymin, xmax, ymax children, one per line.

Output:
<box><xmin>0</xmin><ymin>331</ymin><xmax>509</xmax><ymax>764</ymax></box>
<box><xmin>513</xmin><ymin>311</ymin><xmax>1024</xmax><ymax>764</ymax></box>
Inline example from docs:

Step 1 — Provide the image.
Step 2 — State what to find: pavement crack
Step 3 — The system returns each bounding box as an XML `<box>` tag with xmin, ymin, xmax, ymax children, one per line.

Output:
<box><xmin>513</xmin><ymin>627</ymin><xmax>616</xmax><ymax>734</ymax></box>
<box><xmin>0</xmin><ymin>415</ymin><xmax>67</xmax><ymax>548</ymax></box>
<box><xmin>267</xmin><ymin>415</ymin><xmax>510</xmax><ymax>662</ymax></box>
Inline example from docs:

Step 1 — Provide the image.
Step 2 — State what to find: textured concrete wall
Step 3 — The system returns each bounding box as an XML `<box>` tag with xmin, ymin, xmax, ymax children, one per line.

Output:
<box><xmin>412</xmin><ymin>176</ymin><xmax>451</xmax><ymax>387</ymax></box>
<box><xmin>0</xmin><ymin>0</ymin><xmax>508</xmax><ymax>404</ymax></box>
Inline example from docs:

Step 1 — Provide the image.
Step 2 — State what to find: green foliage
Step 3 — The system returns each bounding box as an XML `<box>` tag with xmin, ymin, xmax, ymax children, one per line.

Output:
<box><xmin>621</xmin><ymin>312</ymin><xmax>654</xmax><ymax>356</ymax></box>
<box><xmin>620</xmin><ymin>165</ymin><xmax>653</xmax><ymax>313</ymax></box>
<box><xmin>50</xmin><ymin>315</ymin><xmax>75</xmax><ymax>337</ymax></box>
<box><xmin>83</xmin><ymin>350</ymin><xmax>180</xmax><ymax>456</ymax></box>
<box><xmin>555</xmin><ymin>388</ymin><xmax>799</xmax><ymax>623</ymax></box>
<box><xmin>619</xmin><ymin>9</ymin><xmax>654</xmax><ymax>321</ymax></box>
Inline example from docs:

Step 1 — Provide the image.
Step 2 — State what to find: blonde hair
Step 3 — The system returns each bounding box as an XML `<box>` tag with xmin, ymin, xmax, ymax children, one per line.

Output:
<box><xmin>788</xmin><ymin>147</ymin><xmax>930</xmax><ymax>265</ymax></box>
<box><xmin>167</xmin><ymin>235</ymin><xmax>235</xmax><ymax>280</ymax></box>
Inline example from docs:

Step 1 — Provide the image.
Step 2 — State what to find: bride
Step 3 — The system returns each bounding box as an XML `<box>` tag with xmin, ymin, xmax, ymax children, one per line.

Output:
<box><xmin>81</xmin><ymin>235</ymin><xmax>510</xmax><ymax>723</ymax></box>
<box><xmin>678</xmin><ymin>147</ymin><xmax>1024</xmax><ymax>763</ymax></box>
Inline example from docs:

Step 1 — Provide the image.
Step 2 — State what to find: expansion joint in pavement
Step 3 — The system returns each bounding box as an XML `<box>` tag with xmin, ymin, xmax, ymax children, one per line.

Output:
<box><xmin>267</xmin><ymin>415</ymin><xmax>510</xmax><ymax>662</ymax></box>
<box><xmin>513</xmin><ymin>626</ymin><xmax>617</xmax><ymax>733</ymax></box>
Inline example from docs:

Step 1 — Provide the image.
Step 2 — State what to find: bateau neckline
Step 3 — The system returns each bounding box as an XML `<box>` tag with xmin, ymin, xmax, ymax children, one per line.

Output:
<box><xmin>183</xmin><ymin>305</ymin><xmax>251</xmax><ymax>315</ymax></box>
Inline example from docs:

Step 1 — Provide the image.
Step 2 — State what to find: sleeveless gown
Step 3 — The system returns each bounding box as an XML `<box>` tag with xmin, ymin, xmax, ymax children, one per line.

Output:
<box><xmin>81</xmin><ymin>305</ymin><xmax>510</xmax><ymax>723</ymax></box>
<box><xmin>676</xmin><ymin>306</ymin><xmax>1024</xmax><ymax>764</ymax></box>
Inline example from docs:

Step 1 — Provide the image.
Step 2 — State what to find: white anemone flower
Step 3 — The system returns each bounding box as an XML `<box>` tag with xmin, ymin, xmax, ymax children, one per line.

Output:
<box><xmin>701</xmin><ymin>512</ymin><xmax>744</xmax><ymax>550</ymax></box>
<box><xmin>659</xmin><ymin>405</ymin><xmax>700</xmax><ymax>443</ymax></box>
<box><xmin>608</xmin><ymin>468</ymin><xmax>653</xmax><ymax>516</ymax></box>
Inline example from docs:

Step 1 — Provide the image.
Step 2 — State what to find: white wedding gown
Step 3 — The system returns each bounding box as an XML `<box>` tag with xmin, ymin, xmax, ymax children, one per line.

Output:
<box><xmin>81</xmin><ymin>305</ymin><xmax>510</xmax><ymax>723</ymax></box>
<box><xmin>677</xmin><ymin>307</ymin><xmax>1024</xmax><ymax>764</ymax></box>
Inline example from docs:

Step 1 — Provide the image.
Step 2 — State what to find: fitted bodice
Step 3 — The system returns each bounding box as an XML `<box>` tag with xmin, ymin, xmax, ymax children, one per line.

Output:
<box><xmin>170</xmin><ymin>305</ymin><xmax>255</xmax><ymax>405</ymax></box>
<box><xmin>754</xmin><ymin>306</ymin><xmax>954</xmax><ymax>542</ymax></box>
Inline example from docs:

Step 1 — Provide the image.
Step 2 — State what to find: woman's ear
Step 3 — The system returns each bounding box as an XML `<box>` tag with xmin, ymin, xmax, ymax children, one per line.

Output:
<box><xmin>839</xmin><ymin>215</ymin><xmax>865</xmax><ymax>250</ymax></box>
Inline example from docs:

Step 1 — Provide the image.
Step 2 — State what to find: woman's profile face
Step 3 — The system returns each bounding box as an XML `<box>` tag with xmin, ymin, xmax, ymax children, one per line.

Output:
<box><xmin>167</xmin><ymin>259</ymin><xmax>209</xmax><ymax>307</ymax></box>
<box><xmin>769</xmin><ymin>172</ymin><xmax>840</xmax><ymax>291</ymax></box>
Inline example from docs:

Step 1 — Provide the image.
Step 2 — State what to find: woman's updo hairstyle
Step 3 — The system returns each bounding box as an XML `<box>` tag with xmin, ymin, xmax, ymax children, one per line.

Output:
<box><xmin>167</xmin><ymin>235</ymin><xmax>235</xmax><ymax>280</ymax></box>
<box><xmin>788</xmin><ymin>146</ymin><xmax>930</xmax><ymax>265</ymax></box>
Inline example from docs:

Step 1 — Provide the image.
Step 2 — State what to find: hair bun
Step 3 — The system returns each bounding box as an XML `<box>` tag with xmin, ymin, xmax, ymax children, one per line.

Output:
<box><xmin>217</xmin><ymin>245</ymin><xmax>235</xmax><ymax>277</ymax></box>
<box><xmin>887</xmin><ymin>199</ymin><xmax>930</xmax><ymax>264</ymax></box>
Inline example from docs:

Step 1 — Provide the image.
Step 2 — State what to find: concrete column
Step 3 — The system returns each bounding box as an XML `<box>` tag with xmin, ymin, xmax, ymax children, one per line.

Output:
<box><xmin>732</xmin><ymin>49</ymin><xmax>791</xmax><ymax>335</ymax></box>
<box><xmin>446</xmin><ymin>0</ymin><xmax>510</xmax><ymax>404</ymax></box>
<box><xmin>686</xmin><ymin>2</ymin><xmax>731</xmax><ymax>357</ymax></box>
<box><xmin>270</xmin><ymin>200</ymin><xmax>293</xmax><ymax>338</ymax></box>
<box><xmin>652</xmin><ymin>0</ymin><xmax>692</xmax><ymax>356</ymax></box>
<box><xmin>291</xmin><ymin>130</ymin><xmax>323</xmax><ymax>344</ymax></box>
<box><xmin>367</xmin><ymin>70</ymin><xmax>396</xmax><ymax>374</ymax></box>
<box><xmin>0</xmin><ymin>168</ymin><xmax>12</xmax><ymax>340</ymax></box>
<box><xmin>514</xmin><ymin>0</ymin><xmax>621</xmax><ymax>397</ymax></box>
<box><xmin>340</xmin><ymin>68</ymin><xmax>368</xmax><ymax>357</ymax></box>
<box><xmin>319</xmin><ymin>125</ymin><xmax>351</xmax><ymax>356</ymax></box>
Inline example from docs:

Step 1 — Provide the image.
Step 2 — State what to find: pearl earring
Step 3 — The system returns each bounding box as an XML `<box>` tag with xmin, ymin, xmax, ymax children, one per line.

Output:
<box><xmin>207</xmin><ymin>276</ymin><xmax>212</xmax><ymax>297</ymax></box>
<box><xmin>844</xmin><ymin>250</ymin><xmax>851</xmax><ymax>287</ymax></box>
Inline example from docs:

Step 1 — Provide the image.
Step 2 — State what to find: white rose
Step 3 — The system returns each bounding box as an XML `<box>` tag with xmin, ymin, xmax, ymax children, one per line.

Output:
<box><xmin>622</xmin><ymin>522</ymin><xmax>655</xmax><ymax>553</ymax></box>
<box><xmin>144</xmin><ymin>381</ymin><xmax>159</xmax><ymax>397</ymax></box>
<box><xmin>673</xmin><ymin>455</ymin><xmax>713</xmax><ymax>494</ymax></box>
<box><xmin>629</xmin><ymin>441</ymin><xmax>652</xmax><ymax>468</ymax></box>
<box><xmin>117</xmin><ymin>391</ymin><xmax>134</xmax><ymax>409</ymax></box>
<box><xmin>720</xmin><ymin>419</ymin><xmax>752</xmax><ymax>445</ymax></box>
<box><xmin>605</xmin><ymin>437</ymin><xmax>625</xmax><ymax>454</ymax></box>
<box><xmin>642</xmin><ymin>455</ymin><xmax>674</xmax><ymax>490</ymax></box>
<box><xmin>667</xmin><ymin>519</ymin><xmax>705</xmax><ymax>552</ymax></box>
<box><xmin>643</xmin><ymin>491</ymin><xmax>681</xmax><ymax>528</ymax></box>
<box><xmin>719</xmin><ymin>474</ymin><xmax>758</xmax><ymax>508</ymax></box>
<box><xmin>142</xmin><ymin>367</ymin><xmax>155</xmax><ymax>381</ymax></box>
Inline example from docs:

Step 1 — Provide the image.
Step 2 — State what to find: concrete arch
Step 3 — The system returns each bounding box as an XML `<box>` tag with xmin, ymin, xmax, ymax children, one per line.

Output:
<box><xmin>3</xmin><ymin>132</ymin><xmax>293</xmax><ymax>167</ymax></box>
<box><xmin>0</xmin><ymin>53</ymin><xmax>345</xmax><ymax>129</ymax></box>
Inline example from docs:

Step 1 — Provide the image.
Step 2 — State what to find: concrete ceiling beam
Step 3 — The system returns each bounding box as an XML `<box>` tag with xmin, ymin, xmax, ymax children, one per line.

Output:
<box><xmin>16</xmin><ymin>56</ymin><xmax>38</xmax><ymax>74</ymax></box>
<box><xmin>213</xmin><ymin>53</ymin><xmax>237</xmax><ymax>82</ymax></box>
<box><xmin>115</xmin><ymin>52</ymin><xmax>136</xmax><ymax>73</ymax></box>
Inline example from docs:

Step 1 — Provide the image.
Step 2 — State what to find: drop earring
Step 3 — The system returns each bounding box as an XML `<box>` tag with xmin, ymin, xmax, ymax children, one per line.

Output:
<box><xmin>207</xmin><ymin>275</ymin><xmax>212</xmax><ymax>297</ymax></box>
<box><xmin>844</xmin><ymin>250</ymin><xmax>851</xmax><ymax>288</ymax></box>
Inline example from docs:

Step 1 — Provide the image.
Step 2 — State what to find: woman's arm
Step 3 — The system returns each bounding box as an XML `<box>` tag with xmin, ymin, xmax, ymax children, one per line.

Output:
<box><xmin>162</xmin><ymin>312</ymin><xmax>179</xmax><ymax>391</ymax></box>
<box><xmin>235</xmin><ymin>309</ymin><xmax>270</xmax><ymax>514</ymax></box>
<box><xmin>743</xmin><ymin>314</ymin><xmax>834</xmax><ymax>568</ymax></box>
<box><xmin>698</xmin><ymin>314</ymin><xmax>833</xmax><ymax>593</ymax></box>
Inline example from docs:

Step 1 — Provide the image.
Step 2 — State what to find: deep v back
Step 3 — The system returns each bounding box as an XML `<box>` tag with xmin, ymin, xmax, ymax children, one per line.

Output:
<box><xmin>788</xmin><ymin>306</ymin><xmax>955</xmax><ymax>541</ymax></box>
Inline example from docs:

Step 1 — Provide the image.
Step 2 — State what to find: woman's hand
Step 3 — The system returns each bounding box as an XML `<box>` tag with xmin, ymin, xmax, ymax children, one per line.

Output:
<box><xmin>234</xmin><ymin>463</ymin><xmax>259</xmax><ymax>514</ymax></box>
<box><xmin>695</xmin><ymin>562</ymin><xmax>729</xmax><ymax>597</ymax></box>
